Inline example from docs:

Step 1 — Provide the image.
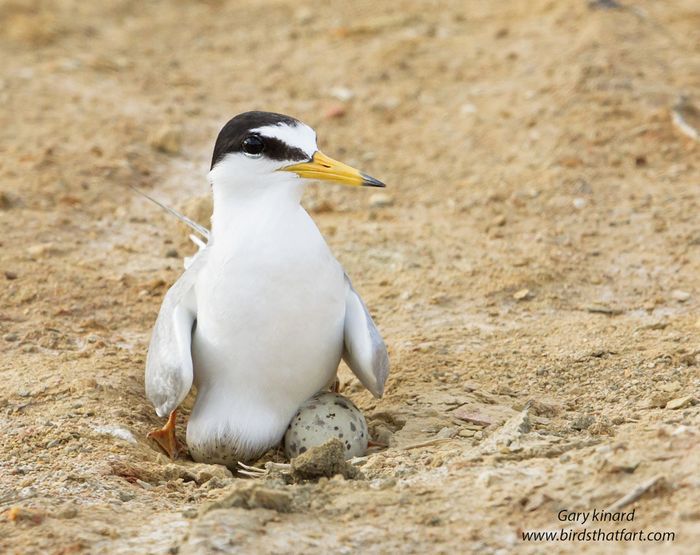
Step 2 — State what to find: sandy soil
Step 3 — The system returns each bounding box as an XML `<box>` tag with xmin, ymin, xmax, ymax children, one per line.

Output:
<box><xmin>1</xmin><ymin>0</ymin><xmax>699</xmax><ymax>553</ymax></box>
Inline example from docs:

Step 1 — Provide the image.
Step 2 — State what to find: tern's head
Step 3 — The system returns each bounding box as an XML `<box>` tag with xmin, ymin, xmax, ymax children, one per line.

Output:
<box><xmin>208</xmin><ymin>111</ymin><xmax>384</xmax><ymax>202</ymax></box>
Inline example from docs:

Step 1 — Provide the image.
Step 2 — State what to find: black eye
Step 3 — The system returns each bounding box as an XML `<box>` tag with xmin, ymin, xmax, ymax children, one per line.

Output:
<box><xmin>242</xmin><ymin>135</ymin><xmax>264</xmax><ymax>157</ymax></box>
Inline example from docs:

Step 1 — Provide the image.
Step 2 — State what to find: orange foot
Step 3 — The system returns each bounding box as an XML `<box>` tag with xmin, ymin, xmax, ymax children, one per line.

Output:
<box><xmin>147</xmin><ymin>409</ymin><xmax>183</xmax><ymax>459</ymax></box>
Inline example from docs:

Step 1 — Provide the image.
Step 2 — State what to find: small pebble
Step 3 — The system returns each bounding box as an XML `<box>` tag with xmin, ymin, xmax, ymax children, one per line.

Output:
<box><xmin>436</xmin><ymin>427</ymin><xmax>456</xmax><ymax>439</ymax></box>
<box><xmin>27</xmin><ymin>243</ymin><xmax>60</xmax><ymax>257</ymax></box>
<box><xmin>94</xmin><ymin>425</ymin><xmax>137</xmax><ymax>444</ymax></box>
<box><xmin>118</xmin><ymin>491</ymin><xmax>135</xmax><ymax>502</ymax></box>
<box><xmin>671</xmin><ymin>290</ymin><xmax>690</xmax><ymax>302</ymax></box>
<box><xmin>666</xmin><ymin>396</ymin><xmax>694</xmax><ymax>410</ymax></box>
<box><xmin>324</xmin><ymin>104</ymin><xmax>346</xmax><ymax>119</ymax></box>
<box><xmin>571</xmin><ymin>414</ymin><xmax>595</xmax><ymax>431</ymax></box>
<box><xmin>5</xmin><ymin>271</ymin><xmax>17</xmax><ymax>280</ymax></box>
<box><xmin>165</xmin><ymin>248</ymin><xmax>179</xmax><ymax>258</ymax></box>
<box><xmin>330</xmin><ymin>86</ymin><xmax>354</xmax><ymax>102</ymax></box>
<box><xmin>136</xmin><ymin>479</ymin><xmax>153</xmax><ymax>490</ymax></box>
<box><xmin>369</xmin><ymin>193</ymin><xmax>394</xmax><ymax>208</ymax></box>
<box><xmin>4</xmin><ymin>333</ymin><xmax>18</xmax><ymax>342</ymax></box>
<box><xmin>513</xmin><ymin>288</ymin><xmax>531</xmax><ymax>301</ymax></box>
<box><xmin>658</xmin><ymin>382</ymin><xmax>681</xmax><ymax>393</ymax></box>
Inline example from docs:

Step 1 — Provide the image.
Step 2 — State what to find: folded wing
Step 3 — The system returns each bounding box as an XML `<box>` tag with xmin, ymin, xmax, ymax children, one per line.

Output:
<box><xmin>342</xmin><ymin>275</ymin><xmax>389</xmax><ymax>398</ymax></box>
<box><xmin>145</xmin><ymin>248</ymin><xmax>209</xmax><ymax>417</ymax></box>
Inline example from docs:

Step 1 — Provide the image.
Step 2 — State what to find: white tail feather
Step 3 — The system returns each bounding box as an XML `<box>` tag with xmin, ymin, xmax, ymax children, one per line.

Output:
<box><xmin>130</xmin><ymin>185</ymin><xmax>211</xmax><ymax>241</ymax></box>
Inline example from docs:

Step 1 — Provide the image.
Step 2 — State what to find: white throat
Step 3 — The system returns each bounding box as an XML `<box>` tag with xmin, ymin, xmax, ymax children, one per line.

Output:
<box><xmin>208</xmin><ymin>159</ymin><xmax>306</xmax><ymax>238</ymax></box>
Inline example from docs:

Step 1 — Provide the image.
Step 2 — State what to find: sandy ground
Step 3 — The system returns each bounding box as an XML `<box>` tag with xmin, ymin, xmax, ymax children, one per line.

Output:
<box><xmin>1</xmin><ymin>0</ymin><xmax>699</xmax><ymax>553</ymax></box>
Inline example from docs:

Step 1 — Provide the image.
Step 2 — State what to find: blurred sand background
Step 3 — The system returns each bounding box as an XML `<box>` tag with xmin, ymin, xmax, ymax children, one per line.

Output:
<box><xmin>0</xmin><ymin>0</ymin><xmax>699</xmax><ymax>553</ymax></box>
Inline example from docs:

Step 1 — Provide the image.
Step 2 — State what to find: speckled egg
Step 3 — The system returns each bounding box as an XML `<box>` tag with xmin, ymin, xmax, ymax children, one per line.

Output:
<box><xmin>284</xmin><ymin>392</ymin><xmax>369</xmax><ymax>460</ymax></box>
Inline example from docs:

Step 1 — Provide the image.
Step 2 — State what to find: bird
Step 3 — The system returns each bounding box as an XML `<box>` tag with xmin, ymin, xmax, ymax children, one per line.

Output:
<box><xmin>144</xmin><ymin>111</ymin><xmax>389</xmax><ymax>467</ymax></box>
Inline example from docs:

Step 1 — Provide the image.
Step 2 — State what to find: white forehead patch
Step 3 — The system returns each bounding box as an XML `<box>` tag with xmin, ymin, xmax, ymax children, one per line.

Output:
<box><xmin>252</xmin><ymin>123</ymin><xmax>318</xmax><ymax>159</ymax></box>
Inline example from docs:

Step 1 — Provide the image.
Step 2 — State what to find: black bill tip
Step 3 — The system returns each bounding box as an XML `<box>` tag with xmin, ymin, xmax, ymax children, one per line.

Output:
<box><xmin>361</xmin><ymin>173</ymin><xmax>386</xmax><ymax>188</ymax></box>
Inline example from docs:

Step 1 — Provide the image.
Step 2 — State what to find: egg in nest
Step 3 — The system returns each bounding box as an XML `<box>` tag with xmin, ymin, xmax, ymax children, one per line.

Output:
<box><xmin>284</xmin><ymin>392</ymin><xmax>369</xmax><ymax>460</ymax></box>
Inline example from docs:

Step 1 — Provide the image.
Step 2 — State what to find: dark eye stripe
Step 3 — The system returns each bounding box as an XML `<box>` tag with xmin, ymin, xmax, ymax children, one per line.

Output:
<box><xmin>261</xmin><ymin>137</ymin><xmax>308</xmax><ymax>162</ymax></box>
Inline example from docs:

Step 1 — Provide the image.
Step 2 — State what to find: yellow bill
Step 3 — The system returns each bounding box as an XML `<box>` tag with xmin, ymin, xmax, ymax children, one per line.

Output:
<box><xmin>281</xmin><ymin>151</ymin><xmax>385</xmax><ymax>187</ymax></box>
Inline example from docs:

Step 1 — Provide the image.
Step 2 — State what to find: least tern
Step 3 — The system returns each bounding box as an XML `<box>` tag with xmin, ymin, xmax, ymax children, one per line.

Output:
<box><xmin>145</xmin><ymin>111</ymin><xmax>389</xmax><ymax>466</ymax></box>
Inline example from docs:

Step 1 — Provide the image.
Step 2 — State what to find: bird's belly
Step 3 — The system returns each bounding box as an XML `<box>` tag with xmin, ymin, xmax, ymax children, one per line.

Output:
<box><xmin>187</xmin><ymin>249</ymin><xmax>345</xmax><ymax>465</ymax></box>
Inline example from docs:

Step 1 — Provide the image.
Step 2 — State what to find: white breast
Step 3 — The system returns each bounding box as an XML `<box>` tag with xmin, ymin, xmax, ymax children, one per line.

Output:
<box><xmin>187</xmin><ymin>204</ymin><xmax>345</xmax><ymax>465</ymax></box>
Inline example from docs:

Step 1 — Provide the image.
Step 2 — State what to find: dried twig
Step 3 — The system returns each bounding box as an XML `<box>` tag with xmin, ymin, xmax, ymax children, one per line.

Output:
<box><xmin>402</xmin><ymin>438</ymin><xmax>453</xmax><ymax>451</ymax></box>
<box><xmin>605</xmin><ymin>475</ymin><xmax>667</xmax><ymax>512</ymax></box>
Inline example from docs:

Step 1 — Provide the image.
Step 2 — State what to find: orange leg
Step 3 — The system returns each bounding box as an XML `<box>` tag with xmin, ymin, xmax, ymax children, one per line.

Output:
<box><xmin>147</xmin><ymin>409</ymin><xmax>183</xmax><ymax>459</ymax></box>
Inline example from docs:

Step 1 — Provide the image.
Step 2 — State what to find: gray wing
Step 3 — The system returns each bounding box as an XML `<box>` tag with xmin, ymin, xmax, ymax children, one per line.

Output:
<box><xmin>342</xmin><ymin>275</ymin><xmax>389</xmax><ymax>398</ymax></box>
<box><xmin>145</xmin><ymin>248</ymin><xmax>209</xmax><ymax>417</ymax></box>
